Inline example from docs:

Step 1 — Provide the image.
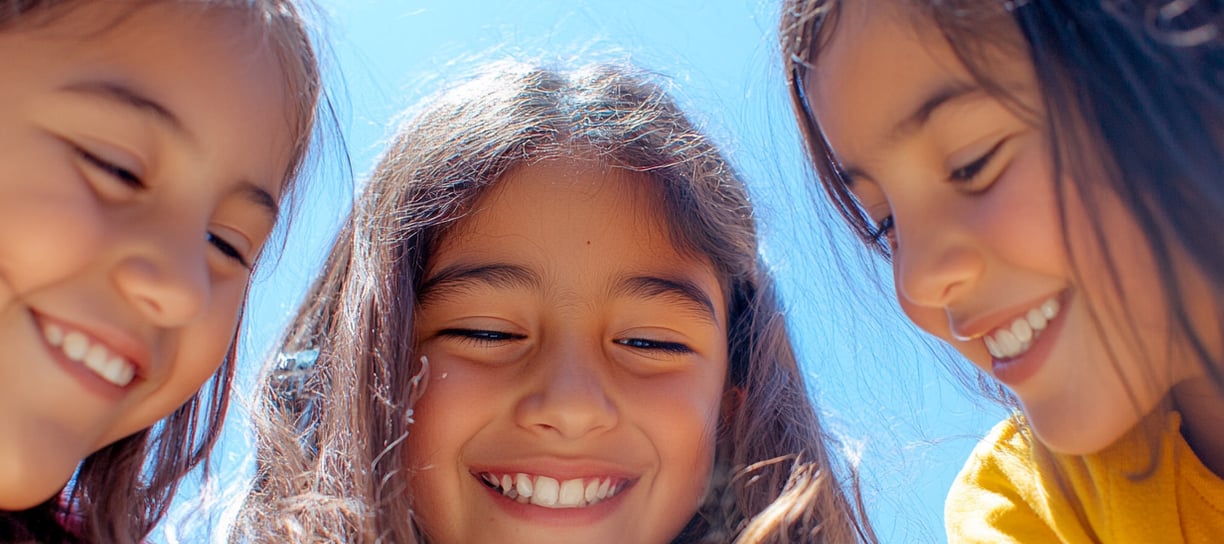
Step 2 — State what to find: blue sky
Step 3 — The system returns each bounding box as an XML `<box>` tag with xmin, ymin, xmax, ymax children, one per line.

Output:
<box><xmin>157</xmin><ymin>1</ymin><xmax>1009</xmax><ymax>542</ymax></box>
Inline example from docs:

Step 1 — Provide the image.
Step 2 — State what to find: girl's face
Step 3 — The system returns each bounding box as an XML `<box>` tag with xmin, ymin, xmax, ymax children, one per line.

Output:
<box><xmin>409</xmin><ymin>159</ymin><xmax>729</xmax><ymax>544</ymax></box>
<box><xmin>805</xmin><ymin>5</ymin><xmax>1217</xmax><ymax>454</ymax></box>
<box><xmin>0</xmin><ymin>1</ymin><xmax>293</xmax><ymax>507</ymax></box>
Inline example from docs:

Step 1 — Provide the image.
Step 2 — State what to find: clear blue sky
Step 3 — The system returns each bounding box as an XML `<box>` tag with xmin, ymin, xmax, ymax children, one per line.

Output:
<box><xmin>156</xmin><ymin>1</ymin><xmax>1008</xmax><ymax>542</ymax></box>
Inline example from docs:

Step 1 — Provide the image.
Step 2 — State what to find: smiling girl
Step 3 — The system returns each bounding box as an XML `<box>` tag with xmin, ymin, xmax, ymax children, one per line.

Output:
<box><xmin>782</xmin><ymin>0</ymin><xmax>1224</xmax><ymax>541</ymax></box>
<box><xmin>238</xmin><ymin>61</ymin><xmax>872</xmax><ymax>543</ymax></box>
<box><xmin>0</xmin><ymin>0</ymin><xmax>323</xmax><ymax>541</ymax></box>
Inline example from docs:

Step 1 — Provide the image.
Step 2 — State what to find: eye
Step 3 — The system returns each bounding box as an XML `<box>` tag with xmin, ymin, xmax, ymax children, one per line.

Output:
<box><xmin>869</xmin><ymin>215</ymin><xmax>896</xmax><ymax>249</ymax></box>
<box><xmin>77</xmin><ymin>147</ymin><xmax>145</xmax><ymax>189</ymax></box>
<box><xmin>613</xmin><ymin>337</ymin><xmax>693</xmax><ymax>355</ymax></box>
<box><xmin>438</xmin><ymin>328</ymin><xmax>526</xmax><ymax>346</ymax></box>
<box><xmin>949</xmin><ymin>139</ymin><xmax>1005</xmax><ymax>183</ymax></box>
<box><xmin>208</xmin><ymin>232</ymin><xmax>251</xmax><ymax>268</ymax></box>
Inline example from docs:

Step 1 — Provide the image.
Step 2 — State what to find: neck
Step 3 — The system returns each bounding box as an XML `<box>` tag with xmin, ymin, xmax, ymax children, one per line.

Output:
<box><xmin>1173</xmin><ymin>376</ymin><xmax>1224</xmax><ymax>479</ymax></box>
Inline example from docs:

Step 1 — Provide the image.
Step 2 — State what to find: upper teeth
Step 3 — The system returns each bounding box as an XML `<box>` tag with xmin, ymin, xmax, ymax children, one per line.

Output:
<box><xmin>984</xmin><ymin>297</ymin><xmax>1060</xmax><ymax>360</ymax></box>
<box><xmin>478</xmin><ymin>472</ymin><xmax>624</xmax><ymax>509</ymax></box>
<box><xmin>43</xmin><ymin>323</ymin><xmax>136</xmax><ymax>387</ymax></box>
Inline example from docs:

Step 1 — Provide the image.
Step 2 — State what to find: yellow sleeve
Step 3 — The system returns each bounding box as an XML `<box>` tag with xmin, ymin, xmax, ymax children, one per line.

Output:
<box><xmin>944</xmin><ymin>417</ymin><xmax>1063</xmax><ymax>544</ymax></box>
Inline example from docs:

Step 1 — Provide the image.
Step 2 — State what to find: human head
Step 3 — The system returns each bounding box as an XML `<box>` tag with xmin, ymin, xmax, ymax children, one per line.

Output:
<box><xmin>782</xmin><ymin>0</ymin><xmax>1224</xmax><ymax>455</ymax></box>
<box><xmin>243</xmin><ymin>61</ymin><xmax>868</xmax><ymax>542</ymax></box>
<box><xmin>0</xmin><ymin>0</ymin><xmax>322</xmax><ymax>540</ymax></box>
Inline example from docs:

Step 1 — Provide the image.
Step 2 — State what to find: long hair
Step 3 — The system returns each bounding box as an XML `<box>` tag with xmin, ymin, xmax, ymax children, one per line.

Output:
<box><xmin>781</xmin><ymin>0</ymin><xmax>1224</xmax><ymax>456</ymax></box>
<box><xmin>0</xmin><ymin>1</ymin><xmax>325</xmax><ymax>542</ymax></box>
<box><xmin>239</xmin><ymin>61</ymin><xmax>873</xmax><ymax>543</ymax></box>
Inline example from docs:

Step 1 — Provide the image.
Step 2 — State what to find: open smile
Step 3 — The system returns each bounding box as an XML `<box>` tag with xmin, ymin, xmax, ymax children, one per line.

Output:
<box><xmin>476</xmin><ymin>471</ymin><xmax>630</xmax><ymax>509</ymax></box>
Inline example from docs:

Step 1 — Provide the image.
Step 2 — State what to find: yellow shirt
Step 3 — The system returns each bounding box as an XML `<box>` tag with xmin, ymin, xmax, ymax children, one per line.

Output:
<box><xmin>945</xmin><ymin>412</ymin><xmax>1224</xmax><ymax>543</ymax></box>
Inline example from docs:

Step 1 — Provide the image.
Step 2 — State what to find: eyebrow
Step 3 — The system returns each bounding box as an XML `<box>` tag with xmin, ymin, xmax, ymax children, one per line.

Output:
<box><xmin>62</xmin><ymin>81</ymin><xmax>186</xmax><ymax>136</ymax></box>
<box><xmin>839</xmin><ymin>82</ymin><xmax>978</xmax><ymax>186</ymax></box>
<box><xmin>417</xmin><ymin>263</ymin><xmax>542</xmax><ymax>305</ymax></box>
<box><xmin>611</xmin><ymin>275</ymin><xmax>720</xmax><ymax>326</ymax></box>
<box><xmin>64</xmin><ymin>81</ymin><xmax>280</xmax><ymax>220</ymax></box>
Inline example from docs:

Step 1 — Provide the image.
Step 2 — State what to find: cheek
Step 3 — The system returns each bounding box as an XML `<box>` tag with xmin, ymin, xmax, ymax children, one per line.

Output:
<box><xmin>100</xmin><ymin>281</ymin><xmax>247</xmax><ymax>446</ymax></box>
<box><xmin>0</xmin><ymin>176</ymin><xmax>104</xmax><ymax>299</ymax></box>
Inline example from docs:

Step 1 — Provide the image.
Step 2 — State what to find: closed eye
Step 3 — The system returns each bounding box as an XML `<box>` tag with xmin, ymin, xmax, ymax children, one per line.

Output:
<box><xmin>949</xmin><ymin>139</ymin><xmax>1004</xmax><ymax>182</ymax></box>
<box><xmin>438</xmin><ymin>328</ymin><xmax>526</xmax><ymax>345</ymax></box>
<box><xmin>77</xmin><ymin>147</ymin><xmax>144</xmax><ymax>188</ymax></box>
<box><xmin>613</xmin><ymin>337</ymin><xmax>693</xmax><ymax>354</ymax></box>
<box><xmin>208</xmin><ymin>232</ymin><xmax>251</xmax><ymax>268</ymax></box>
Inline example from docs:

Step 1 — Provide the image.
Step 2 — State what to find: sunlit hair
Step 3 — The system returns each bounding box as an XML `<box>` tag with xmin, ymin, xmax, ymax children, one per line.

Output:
<box><xmin>0</xmin><ymin>1</ymin><xmax>326</xmax><ymax>542</ymax></box>
<box><xmin>781</xmin><ymin>0</ymin><xmax>1224</xmax><ymax>449</ymax></box>
<box><xmin>238</xmin><ymin>61</ymin><xmax>874</xmax><ymax>543</ymax></box>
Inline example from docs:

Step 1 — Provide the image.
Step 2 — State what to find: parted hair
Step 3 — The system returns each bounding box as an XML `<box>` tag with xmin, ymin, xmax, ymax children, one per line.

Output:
<box><xmin>238</xmin><ymin>61</ymin><xmax>874</xmax><ymax>543</ymax></box>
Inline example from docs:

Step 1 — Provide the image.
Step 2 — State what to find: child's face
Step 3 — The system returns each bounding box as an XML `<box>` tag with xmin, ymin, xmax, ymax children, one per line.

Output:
<box><xmin>410</xmin><ymin>160</ymin><xmax>729</xmax><ymax>544</ymax></box>
<box><xmin>0</xmin><ymin>1</ymin><xmax>293</xmax><ymax>507</ymax></box>
<box><xmin>805</xmin><ymin>5</ymin><xmax>1217</xmax><ymax>454</ymax></box>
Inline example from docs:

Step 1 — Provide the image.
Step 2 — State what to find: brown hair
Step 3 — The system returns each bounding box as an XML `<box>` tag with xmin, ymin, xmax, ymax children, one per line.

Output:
<box><xmin>780</xmin><ymin>0</ymin><xmax>1224</xmax><ymax>493</ymax></box>
<box><xmin>239</xmin><ymin>61</ymin><xmax>874</xmax><ymax>543</ymax></box>
<box><xmin>0</xmin><ymin>1</ymin><xmax>325</xmax><ymax>542</ymax></box>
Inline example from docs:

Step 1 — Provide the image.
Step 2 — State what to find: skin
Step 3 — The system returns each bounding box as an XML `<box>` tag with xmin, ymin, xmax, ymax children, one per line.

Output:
<box><xmin>806</xmin><ymin>3</ymin><xmax>1221</xmax><ymax>459</ymax></box>
<box><xmin>0</xmin><ymin>1</ymin><xmax>293</xmax><ymax>508</ymax></box>
<box><xmin>408</xmin><ymin>159</ymin><xmax>729</xmax><ymax>544</ymax></box>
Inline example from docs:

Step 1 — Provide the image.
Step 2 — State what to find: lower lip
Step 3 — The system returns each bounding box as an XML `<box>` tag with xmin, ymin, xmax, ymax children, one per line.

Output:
<box><xmin>32</xmin><ymin>311</ymin><xmax>129</xmax><ymax>401</ymax></box>
<box><xmin>479</xmin><ymin>476</ymin><xmax>632</xmax><ymax>526</ymax></box>
<box><xmin>990</xmin><ymin>297</ymin><xmax>1069</xmax><ymax>387</ymax></box>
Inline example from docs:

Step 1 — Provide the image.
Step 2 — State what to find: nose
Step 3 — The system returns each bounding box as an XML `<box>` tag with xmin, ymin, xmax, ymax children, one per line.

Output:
<box><xmin>514</xmin><ymin>344</ymin><xmax>619</xmax><ymax>439</ymax></box>
<box><xmin>111</xmin><ymin>224</ymin><xmax>210</xmax><ymax>327</ymax></box>
<box><xmin>892</xmin><ymin>210</ymin><xmax>985</xmax><ymax>309</ymax></box>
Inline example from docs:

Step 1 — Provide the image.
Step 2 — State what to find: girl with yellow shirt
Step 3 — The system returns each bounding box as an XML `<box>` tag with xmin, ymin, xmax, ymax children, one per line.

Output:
<box><xmin>780</xmin><ymin>0</ymin><xmax>1224</xmax><ymax>541</ymax></box>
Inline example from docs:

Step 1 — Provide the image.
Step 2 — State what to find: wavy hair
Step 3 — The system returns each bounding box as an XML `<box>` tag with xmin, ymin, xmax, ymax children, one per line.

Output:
<box><xmin>238</xmin><ymin>61</ymin><xmax>874</xmax><ymax>543</ymax></box>
<box><xmin>0</xmin><ymin>1</ymin><xmax>325</xmax><ymax>542</ymax></box>
<box><xmin>781</xmin><ymin>0</ymin><xmax>1224</xmax><ymax>462</ymax></box>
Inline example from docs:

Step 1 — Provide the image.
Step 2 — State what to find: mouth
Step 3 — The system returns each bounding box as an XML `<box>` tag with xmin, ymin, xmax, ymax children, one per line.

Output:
<box><xmin>476</xmin><ymin>471</ymin><xmax>630</xmax><ymax>509</ymax></box>
<box><xmin>41</xmin><ymin>320</ymin><xmax>137</xmax><ymax>388</ymax></box>
<box><xmin>983</xmin><ymin>295</ymin><xmax>1062</xmax><ymax>361</ymax></box>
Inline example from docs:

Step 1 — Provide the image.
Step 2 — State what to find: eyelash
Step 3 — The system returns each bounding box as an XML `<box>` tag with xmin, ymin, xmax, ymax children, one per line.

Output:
<box><xmin>949</xmin><ymin>140</ymin><xmax>1004</xmax><ymax>183</ymax></box>
<box><xmin>869</xmin><ymin>215</ymin><xmax>895</xmax><ymax>245</ymax></box>
<box><xmin>78</xmin><ymin>148</ymin><xmax>143</xmax><ymax>188</ymax></box>
<box><xmin>614</xmin><ymin>337</ymin><xmax>693</xmax><ymax>354</ymax></box>
<box><xmin>438</xmin><ymin>328</ymin><xmax>525</xmax><ymax>345</ymax></box>
<box><xmin>78</xmin><ymin>147</ymin><xmax>253</xmax><ymax>268</ymax></box>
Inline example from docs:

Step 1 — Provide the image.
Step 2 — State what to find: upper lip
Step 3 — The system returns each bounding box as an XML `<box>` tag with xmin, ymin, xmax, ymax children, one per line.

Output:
<box><xmin>32</xmin><ymin>310</ymin><xmax>153</xmax><ymax>379</ymax></box>
<box><xmin>947</xmin><ymin>291</ymin><xmax>1065</xmax><ymax>341</ymax></box>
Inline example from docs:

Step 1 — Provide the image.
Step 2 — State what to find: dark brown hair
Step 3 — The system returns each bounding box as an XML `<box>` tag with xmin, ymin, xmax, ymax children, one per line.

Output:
<box><xmin>239</xmin><ymin>61</ymin><xmax>874</xmax><ymax>543</ymax></box>
<box><xmin>0</xmin><ymin>1</ymin><xmax>324</xmax><ymax>542</ymax></box>
<box><xmin>780</xmin><ymin>0</ymin><xmax>1224</xmax><ymax>476</ymax></box>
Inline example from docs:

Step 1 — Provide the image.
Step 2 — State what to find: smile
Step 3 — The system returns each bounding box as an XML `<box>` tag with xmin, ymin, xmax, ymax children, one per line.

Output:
<box><xmin>42</xmin><ymin>321</ymin><xmax>137</xmax><ymax>387</ymax></box>
<box><xmin>477</xmin><ymin>471</ymin><xmax>628</xmax><ymax>509</ymax></box>
<box><xmin>983</xmin><ymin>296</ymin><xmax>1061</xmax><ymax>360</ymax></box>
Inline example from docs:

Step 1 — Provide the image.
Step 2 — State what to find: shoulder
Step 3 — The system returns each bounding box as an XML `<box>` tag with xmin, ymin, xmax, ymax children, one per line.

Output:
<box><xmin>944</xmin><ymin>415</ymin><xmax>1063</xmax><ymax>543</ymax></box>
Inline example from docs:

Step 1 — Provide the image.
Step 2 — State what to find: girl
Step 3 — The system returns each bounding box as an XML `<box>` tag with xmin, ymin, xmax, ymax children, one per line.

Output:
<box><xmin>0</xmin><ymin>0</ymin><xmax>323</xmax><ymax>541</ymax></box>
<box><xmin>238</xmin><ymin>61</ymin><xmax>873</xmax><ymax>543</ymax></box>
<box><xmin>781</xmin><ymin>0</ymin><xmax>1224</xmax><ymax>541</ymax></box>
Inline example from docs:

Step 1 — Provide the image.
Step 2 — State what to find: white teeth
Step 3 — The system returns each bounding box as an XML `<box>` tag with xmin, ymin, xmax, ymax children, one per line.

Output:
<box><xmin>984</xmin><ymin>296</ymin><xmax>1062</xmax><ymax>360</ymax></box>
<box><xmin>557</xmin><ymin>478</ymin><xmax>584</xmax><ymax>507</ymax></box>
<box><xmin>531</xmin><ymin>476</ymin><xmax>559</xmax><ymax>507</ymax></box>
<box><xmin>63</xmin><ymin>331</ymin><xmax>89</xmax><ymax>361</ymax></box>
<box><xmin>44</xmin><ymin>324</ymin><xmax>64</xmax><ymax>347</ymax></box>
<box><xmin>481</xmin><ymin>472</ymin><xmax>623</xmax><ymax>508</ymax></box>
<box><xmin>42</xmin><ymin>323</ymin><xmax>137</xmax><ymax>387</ymax></box>
<box><xmin>515</xmin><ymin>473</ymin><xmax>533</xmax><ymax>499</ymax></box>
<box><xmin>1041</xmin><ymin>298</ymin><xmax>1060</xmax><ymax>319</ymax></box>
<box><xmin>584</xmin><ymin>479</ymin><xmax>599</xmax><ymax>503</ymax></box>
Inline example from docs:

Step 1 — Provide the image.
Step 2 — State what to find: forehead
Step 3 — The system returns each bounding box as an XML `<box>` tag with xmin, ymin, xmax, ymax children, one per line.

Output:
<box><xmin>806</xmin><ymin>6</ymin><xmax>966</xmax><ymax>155</ymax></box>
